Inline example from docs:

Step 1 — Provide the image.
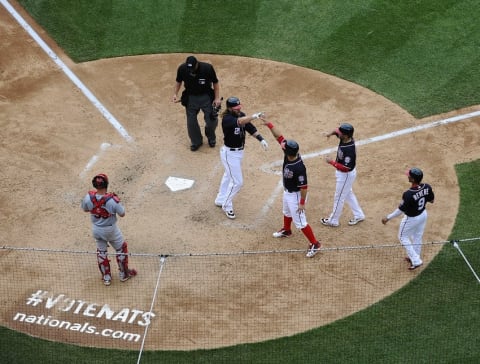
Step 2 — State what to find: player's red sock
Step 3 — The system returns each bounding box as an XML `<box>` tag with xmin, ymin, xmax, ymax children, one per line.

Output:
<box><xmin>284</xmin><ymin>216</ymin><xmax>293</xmax><ymax>231</ymax></box>
<box><xmin>301</xmin><ymin>224</ymin><xmax>318</xmax><ymax>245</ymax></box>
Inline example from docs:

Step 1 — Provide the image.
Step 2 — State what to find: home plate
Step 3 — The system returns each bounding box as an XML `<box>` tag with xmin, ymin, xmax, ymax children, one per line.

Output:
<box><xmin>165</xmin><ymin>176</ymin><xmax>195</xmax><ymax>191</ymax></box>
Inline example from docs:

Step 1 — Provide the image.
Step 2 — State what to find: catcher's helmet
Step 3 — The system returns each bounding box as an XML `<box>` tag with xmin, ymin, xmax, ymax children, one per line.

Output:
<box><xmin>226</xmin><ymin>96</ymin><xmax>241</xmax><ymax>108</ymax></box>
<box><xmin>338</xmin><ymin>122</ymin><xmax>354</xmax><ymax>137</ymax></box>
<box><xmin>92</xmin><ymin>174</ymin><xmax>109</xmax><ymax>189</ymax></box>
<box><xmin>284</xmin><ymin>139</ymin><xmax>299</xmax><ymax>156</ymax></box>
<box><xmin>407</xmin><ymin>168</ymin><xmax>423</xmax><ymax>183</ymax></box>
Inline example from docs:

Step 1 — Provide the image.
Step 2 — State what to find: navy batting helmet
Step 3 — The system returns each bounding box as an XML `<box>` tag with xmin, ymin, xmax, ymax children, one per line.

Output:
<box><xmin>407</xmin><ymin>168</ymin><xmax>423</xmax><ymax>183</ymax></box>
<box><xmin>338</xmin><ymin>122</ymin><xmax>354</xmax><ymax>137</ymax></box>
<box><xmin>92</xmin><ymin>174</ymin><xmax>109</xmax><ymax>189</ymax></box>
<box><xmin>226</xmin><ymin>96</ymin><xmax>241</xmax><ymax>108</ymax></box>
<box><xmin>284</xmin><ymin>140</ymin><xmax>299</xmax><ymax>156</ymax></box>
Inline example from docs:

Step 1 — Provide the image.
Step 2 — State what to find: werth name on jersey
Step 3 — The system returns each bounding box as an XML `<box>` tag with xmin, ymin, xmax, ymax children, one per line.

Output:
<box><xmin>412</xmin><ymin>188</ymin><xmax>430</xmax><ymax>201</ymax></box>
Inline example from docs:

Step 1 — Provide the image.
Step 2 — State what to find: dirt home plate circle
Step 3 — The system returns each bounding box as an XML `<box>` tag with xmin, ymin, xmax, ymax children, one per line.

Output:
<box><xmin>2</xmin><ymin>7</ymin><xmax>478</xmax><ymax>349</ymax></box>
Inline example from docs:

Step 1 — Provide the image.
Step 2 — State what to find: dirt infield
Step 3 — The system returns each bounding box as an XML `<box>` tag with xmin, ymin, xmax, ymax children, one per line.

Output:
<box><xmin>1</xmin><ymin>4</ymin><xmax>480</xmax><ymax>350</ymax></box>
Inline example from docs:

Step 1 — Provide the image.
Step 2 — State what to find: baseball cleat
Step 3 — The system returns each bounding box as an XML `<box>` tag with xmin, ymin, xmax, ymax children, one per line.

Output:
<box><xmin>273</xmin><ymin>229</ymin><xmax>292</xmax><ymax>238</ymax></box>
<box><xmin>348</xmin><ymin>217</ymin><xmax>365</xmax><ymax>225</ymax></box>
<box><xmin>306</xmin><ymin>242</ymin><xmax>321</xmax><ymax>258</ymax></box>
<box><xmin>120</xmin><ymin>269</ymin><xmax>137</xmax><ymax>282</ymax></box>
<box><xmin>408</xmin><ymin>262</ymin><xmax>423</xmax><ymax>271</ymax></box>
<box><xmin>103</xmin><ymin>275</ymin><xmax>111</xmax><ymax>286</ymax></box>
<box><xmin>321</xmin><ymin>218</ymin><xmax>339</xmax><ymax>227</ymax></box>
<box><xmin>225</xmin><ymin>210</ymin><xmax>236</xmax><ymax>219</ymax></box>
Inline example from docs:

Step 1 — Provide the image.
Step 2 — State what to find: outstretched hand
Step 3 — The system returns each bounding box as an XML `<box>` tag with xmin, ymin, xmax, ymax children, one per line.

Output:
<box><xmin>252</xmin><ymin>112</ymin><xmax>265</xmax><ymax>119</ymax></box>
<box><xmin>260</xmin><ymin>139</ymin><xmax>269</xmax><ymax>151</ymax></box>
<box><xmin>258</xmin><ymin>113</ymin><xmax>269</xmax><ymax>123</ymax></box>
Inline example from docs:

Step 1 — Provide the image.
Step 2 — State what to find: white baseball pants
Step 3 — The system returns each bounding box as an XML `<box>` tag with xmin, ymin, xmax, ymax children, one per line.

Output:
<box><xmin>327</xmin><ymin>168</ymin><xmax>365</xmax><ymax>225</ymax></box>
<box><xmin>283</xmin><ymin>190</ymin><xmax>308</xmax><ymax>229</ymax></box>
<box><xmin>398</xmin><ymin>210</ymin><xmax>427</xmax><ymax>266</ymax></box>
<box><xmin>215</xmin><ymin>146</ymin><xmax>244</xmax><ymax>211</ymax></box>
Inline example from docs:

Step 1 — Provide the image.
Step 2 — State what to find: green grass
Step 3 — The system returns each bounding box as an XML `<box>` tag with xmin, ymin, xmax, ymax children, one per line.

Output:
<box><xmin>17</xmin><ymin>0</ymin><xmax>480</xmax><ymax>118</ymax></box>
<box><xmin>4</xmin><ymin>0</ymin><xmax>480</xmax><ymax>362</ymax></box>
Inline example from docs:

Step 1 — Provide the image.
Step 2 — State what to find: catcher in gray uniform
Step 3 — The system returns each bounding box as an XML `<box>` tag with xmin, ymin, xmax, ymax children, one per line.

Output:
<box><xmin>81</xmin><ymin>173</ymin><xmax>137</xmax><ymax>286</ymax></box>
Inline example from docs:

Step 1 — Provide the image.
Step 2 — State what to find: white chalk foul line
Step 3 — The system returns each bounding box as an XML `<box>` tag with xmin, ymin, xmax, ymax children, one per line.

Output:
<box><xmin>352</xmin><ymin>109</ymin><xmax>480</xmax><ymax>149</ymax></box>
<box><xmin>1</xmin><ymin>0</ymin><xmax>133</xmax><ymax>143</ymax></box>
<box><xmin>79</xmin><ymin>143</ymin><xmax>112</xmax><ymax>178</ymax></box>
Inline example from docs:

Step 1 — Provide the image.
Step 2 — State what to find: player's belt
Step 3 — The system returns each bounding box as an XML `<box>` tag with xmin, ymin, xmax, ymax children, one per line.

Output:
<box><xmin>225</xmin><ymin>146</ymin><xmax>244</xmax><ymax>151</ymax></box>
<box><xmin>285</xmin><ymin>189</ymin><xmax>300</xmax><ymax>193</ymax></box>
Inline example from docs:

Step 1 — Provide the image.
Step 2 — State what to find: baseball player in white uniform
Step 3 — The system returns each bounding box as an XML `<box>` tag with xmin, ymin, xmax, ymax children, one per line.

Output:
<box><xmin>259</xmin><ymin>116</ymin><xmax>322</xmax><ymax>258</ymax></box>
<box><xmin>322</xmin><ymin>123</ymin><xmax>365</xmax><ymax>227</ymax></box>
<box><xmin>214</xmin><ymin>97</ymin><xmax>268</xmax><ymax>219</ymax></box>
<box><xmin>382</xmin><ymin>168</ymin><xmax>435</xmax><ymax>270</ymax></box>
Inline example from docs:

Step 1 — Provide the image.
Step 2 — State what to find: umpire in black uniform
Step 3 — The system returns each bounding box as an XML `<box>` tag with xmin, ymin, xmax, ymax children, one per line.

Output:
<box><xmin>173</xmin><ymin>55</ymin><xmax>221</xmax><ymax>151</ymax></box>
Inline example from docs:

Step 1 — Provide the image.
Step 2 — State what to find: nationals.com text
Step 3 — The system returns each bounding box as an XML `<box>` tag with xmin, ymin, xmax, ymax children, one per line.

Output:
<box><xmin>12</xmin><ymin>290</ymin><xmax>156</xmax><ymax>343</ymax></box>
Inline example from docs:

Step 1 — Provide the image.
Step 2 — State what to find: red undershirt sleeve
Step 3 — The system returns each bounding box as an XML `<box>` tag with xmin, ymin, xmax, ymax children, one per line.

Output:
<box><xmin>328</xmin><ymin>160</ymin><xmax>350</xmax><ymax>172</ymax></box>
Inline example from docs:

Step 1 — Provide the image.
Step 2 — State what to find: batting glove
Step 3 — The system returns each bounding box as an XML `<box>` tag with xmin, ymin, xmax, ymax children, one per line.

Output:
<box><xmin>252</xmin><ymin>112</ymin><xmax>265</xmax><ymax>119</ymax></box>
<box><xmin>260</xmin><ymin>140</ymin><xmax>269</xmax><ymax>151</ymax></box>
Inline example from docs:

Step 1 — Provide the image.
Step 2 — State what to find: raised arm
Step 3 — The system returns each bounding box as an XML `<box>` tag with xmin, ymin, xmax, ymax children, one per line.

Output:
<box><xmin>258</xmin><ymin>114</ymin><xmax>284</xmax><ymax>143</ymax></box>
<box><xmin>237</xmin><ymin>112</ymin><xmax>265</xmax><ymax>126</ymax></box>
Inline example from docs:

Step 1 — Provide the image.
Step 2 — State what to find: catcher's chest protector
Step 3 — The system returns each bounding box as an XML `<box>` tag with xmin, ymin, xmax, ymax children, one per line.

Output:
<box><xmin>88</xmin><ymin>191</ymin><xmax>114</xmax><ymax>219</ymax></box>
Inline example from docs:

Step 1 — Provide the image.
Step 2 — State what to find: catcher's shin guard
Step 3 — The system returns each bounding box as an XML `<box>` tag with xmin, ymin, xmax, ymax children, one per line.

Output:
<box><xmin>97</xmin><ymin>249</ymin><xmax>111</xmax><ymax>278</ymax></box>
<box><xmin>116</xmin><ymin>242</ymin><xmax>131</xmax><ymax>273</ymax></box>
<box><xmin>116</xmin><ymin>242</ymin><xmax>137</xmax><ymax>281</ymax></box>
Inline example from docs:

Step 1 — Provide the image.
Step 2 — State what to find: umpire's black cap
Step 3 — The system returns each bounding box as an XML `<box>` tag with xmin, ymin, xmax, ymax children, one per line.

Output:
<box><xmin>186</xmin><ymin>56</ymin><xmax>198</xmax><ymax>69</ymax></box>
